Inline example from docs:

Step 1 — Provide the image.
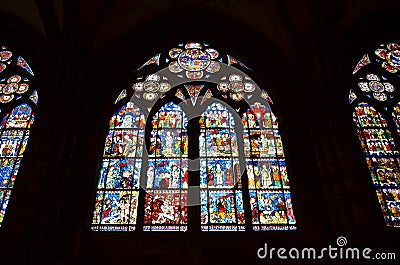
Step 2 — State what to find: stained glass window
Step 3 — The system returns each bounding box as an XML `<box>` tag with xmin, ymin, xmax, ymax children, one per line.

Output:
<box><xmin>91</xmin><ymin>102</ymin><xmax>145</xmax><ymax>231</ymax></box>
<box><xmin>0</xmin><ymin>104</ymin><xmax>34</xmax><ymax>226</ymax></box>
<box><xmin>243</xmin><ymin>103</ymin><xmax>296</xmax><ymax>231</ymax></box>
<box><xmin>199</xmin><ymin>102</ymin><xmax>245</xmax><ymax>231</ymax></box>
<box><xmin>350</xmin><ymin>42</ymin><xmax>400</xmax><ymax>227</ymax></box>
<box><xmin>143</xmin><ymin>102</ymin><xmax>188</xmax><ymax>231</ymax></box>
<box><xmin>0</xmin><ymin>44</ymin><xmax>36</xmax><ymax>227</ymax></box>
<box><xmin>353</xmin><ymin>103</ymin><xmax>400</xmax><ymax>226</ymax></box>
<box><xmin>94</xmin><ymin>42</ymin><xmax>296</xmax><ymax>232</ymax></box>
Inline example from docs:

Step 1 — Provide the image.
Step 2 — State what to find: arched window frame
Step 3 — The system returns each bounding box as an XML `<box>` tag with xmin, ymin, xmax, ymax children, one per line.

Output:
<box><xmin>350</xmin><ymin>42</ymin><xmax>400</xmax><ymax>227</ymax></box>
<box><xmin>92</xmin><ymin>42</ymin><xmax>297</xmax><ymax>231</ymax></box>
<box><xmin>0</xmin><ymin>44</ymin><xmax>38</xmax><ymax>227</ymax></box>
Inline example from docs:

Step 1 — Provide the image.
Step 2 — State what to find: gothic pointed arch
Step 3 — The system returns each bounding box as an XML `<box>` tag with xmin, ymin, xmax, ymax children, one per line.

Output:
<box><xmin>0</xmin><ymin>44</ymin><xmax>37</xmax><ymax>227</ymax></box>
<box><xmin>350</xmin><ymin>42</ymin><xmax>400</xmax><ymax>227</ymax></box>
<box><xmin>92</xmin><ymin>42</ymin><xmax>297</xmax><ymax>231</ymax></box>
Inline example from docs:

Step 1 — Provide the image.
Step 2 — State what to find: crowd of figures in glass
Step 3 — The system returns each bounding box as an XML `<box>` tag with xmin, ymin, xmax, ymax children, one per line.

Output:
<box><xmin>144</xmin><ymin>102</ymin><xmax>188</xmax><ymax>231</ymax></box>
<box><xmin>243</xmin><ymin>103</ymin><xmax>296</xmax><ymax>230</ymax></box>
<box><xmin>92</xmin><ymin>42</ymin><xmax>296</xmax><ymax>231</ymax></box>
<box><xmin>92</xmin><ymin>102</ymin><xmax>145</xmax><ymax>231</ymax></box>
<box><xmin>350</xmin><ymin>42</ymin><xmax>400</xmax><ymax>227</ymax></box>
<box><xmin>0</xmin><ymin>45</ymin><xmax>36</xmax><ymax>227</ymax></box>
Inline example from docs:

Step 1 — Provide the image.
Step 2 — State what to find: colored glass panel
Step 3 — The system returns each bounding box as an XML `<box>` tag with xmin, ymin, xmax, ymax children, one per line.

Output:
<box><xmin>200</xmin><ymin>102</ymin><xmax>244</xmax><ymax>231</ymax></box>
<box><xmin>29</xmin><ymin>90</ymin><xmax>38</xmax><ymax>105</ymax></box>
<box><xmin>114</xmin><ymin>89</ymin><xmax>127</xmax><ymax>104</ymax></box>
<box><xmin>137</xmin><ymin>54</ymin><xmax>160</xmax><ymax>70</ymax></box>
<box><xmin>393</xmin><ymin>103</ymin><xmax>400</xmax><ymax>136</ymax></box>
<box><xmin>185</xmin><ymin>85</ymin><xmax>204</xmax><ymax>106</ymax></box>
<box><xmin>0</xmin><ymin>104</ymin><xmax>34</xmax><ymax>226</ymax></box>
<box><xmin>17</xmin><ymin>56</ymin><xmax>34</xmax><ymax>76</ymax></box>
<box><xmin>353</xmin><ymin>54</ymin><xmax>371</xmax><ymax>74</ymax></box>
<box><xmin>91</xmin><ymin>102</ymin><xmax>145</xmax><ymax>231</ymax></box>
<box><xmin>243</xmin><ymin>103</ymin><xmax>296</xmax><ymax>231</ymax></box>
<box><xmin>144</xmin><ymin>102</ymin><xmax>188</xmax><ymax>231</ymax></box>
<box><xmin>354</xmin><ymin>103</ymin><xmax>400</xmax><ymax>227</ymax></box>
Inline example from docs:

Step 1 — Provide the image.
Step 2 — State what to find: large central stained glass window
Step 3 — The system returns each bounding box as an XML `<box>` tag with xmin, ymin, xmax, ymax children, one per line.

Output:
<box><xmin>91</xmin><ymin>42</ymin><xmax>297</xmax><ymax>232</ymax></box>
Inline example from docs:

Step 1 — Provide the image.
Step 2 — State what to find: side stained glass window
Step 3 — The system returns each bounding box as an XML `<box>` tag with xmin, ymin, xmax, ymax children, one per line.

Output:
<box><xmin>143</xmin><ymin>102</ymin><xmax>189</xmax><ymax>231</ymax></box>
<box><xmin>350</xmin><ymin>42</ymin><xmax>400</xmax><ymax>227</ymax></box>
<box><xmin>243</xmin><ymin>103</ymin><xmax>296</xmax><ymax>231</ymax></box>
<box><xmin>91</xmin><ymin>102</ymin><xmax>145</xmax><ymax>231</ymax></box>
<box><xmin>0</xmin><ymin>104</ymin><xmax>34</xmax><ymax>226</ymax></box>
<box><xmin>0</xmin><ymin>44</ymin><xmax>36</xmax><ymax>227</ymax></box>
<box><xmin>199</xmin><ymin>102</ymin><xmax>245</xmax><ymax>231</ymax></box>
<box><xmin>353</xmin><ymin>103</ymin><xmax>400</xmax><ymax>226</ymax></box>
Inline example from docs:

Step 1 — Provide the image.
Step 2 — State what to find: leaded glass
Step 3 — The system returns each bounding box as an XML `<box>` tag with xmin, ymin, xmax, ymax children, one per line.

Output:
<box><xmin>199</xmin><ymin>102</ymin><xmax>245</xmax><ymax>231</ymax></box>
<box><xmin>91</xmin><ymin>102</ymin><xmax>145</xmax><ymax>231</ymax></box>
<box><xmin>144</xmin><ymin>102</ymin><xmax>188</xmax><ymax>231</ymax></box>
<box><xmin>0</xmin><ymin>104</ymin><xmax>34</xmax><ymax>226</ymax></box>
<box><xmin>350</xmin><ymin>42</ymin><xmax>400</xmax><ymax>227</ymax></box>
<box><xmin>243</xmin><ymin>103</ymin><xmax>296</xmax><ymax>231</ymax></box>
<box><xmin>353</xmin><ymin>103</ymin><xmax>400</xmax><ymax>226</ymax></box>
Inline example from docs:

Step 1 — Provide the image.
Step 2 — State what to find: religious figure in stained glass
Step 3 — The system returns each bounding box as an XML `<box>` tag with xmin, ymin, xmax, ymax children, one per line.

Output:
<box><xmin>199</xmin><ymin>102</ymin><xmax>245</xmax><ymax>231</ymax></box>
<box><xmin>0</xmin><ymin>45</ymin><xmax>36</xmax><ymax>227</ymax></box>
<box><xmin>91</xmin><ymin>102</ymin><xmax>145</xmax><ymax>231</ymax></box>
<box><xmin>350</xmin><ymin>42</ymin><xmax>400</xmax><ymax>227</ymax></box>
<box><xmin>93</xmin><ymin>42</ymin><xmax>296</xmax><ymax>231</ymax></box>
<box><xmin>143</xmin><ymin>102</ymin><xmax>188</xmax><ymax>231</ymax></box>
<box><xmin>243</xmin><ymin>103</ymin><xmax>296</xmax><ymax>231</ymax></box>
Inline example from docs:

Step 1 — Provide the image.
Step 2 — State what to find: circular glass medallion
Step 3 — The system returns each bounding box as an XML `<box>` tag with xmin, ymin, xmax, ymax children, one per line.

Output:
<box><xmin>159</xmin><ymin>82</ymin><xmax>171</xmax><ymax>92</ymax></box>
<box><xmin>373</xmin><ymin>92</ymin><xmax>387</xmax><ymax>101</ymax></box>
<box><xmin>244</xmin><ymin>82</ymin><xmax>255</xmax><ymax>92</ymax></box>
<box><xmin>146</xmin><ymin>74</ymin><xmax>160</xmax><ymax>82</ymax></box>
<box><xmin>143</xmin><ymin>92</ymin><xmax>158</xmax><ymax>101</ymax></box>
<box><xmin>3</xmin><ymin>83</ymin><xmax>18</xmax><ymax>94</ymax></box>
<box><xmin>387</xmin><ymin>50</ymin><xmax>400</xmax><ymax>67</ymax></box>
<box><xmin>229</xmin><ymin>74</ymin><xmax>242</xmax><ymax>82</ymax></box>
<box><xmin>186</xmin><ymin>71</ymin><xmax>203</xmax><ymax>79</ymax></box>
<box><xmin>169</xmin><ymin>48</ymin><xmax>183</xmax><ymax>59</ymax></box>
<box><xmin>0</xmin><ymin>51</ymin><xmax>12</xmax><ymax>62</ymax></box>
<box><xmin>358</xmin><ymin>82</ymin><xmax>370</xmax><ymax>92</ymax></box>
<box><xmin>218</xmin><ymin>82</ymin><xmax>229</xmax><ymax>92</ymax></box>
<box><xmin>229</xmin><ymin>82</ymin><xmax>244</xmax><ymax>92</ymax></box>
<box><xmin>0</xmin><ymin>94</ymin><xmax>14</xmax><ymax>103</ymax></box>
<box><xmin>16</xmin><ymin>83</ymin><xmax>29</xmax><ymax>93</ymax></box>
<box><xmin>132</xmin><ymin>82</ymin><xmax>143</xmax><ymax>91</ymax></box>
<box><xmin>230</xmin><ymin>93</ymin><xmax>244</xmax><ymax>101</ymax></box>
<box><xmin>366</xmin><ymin>74</ymin><xmax>379</xmax><ymax>81</ymax></box>
<box><xmin>369</xmin><ymin>81</ymin><xmax>384</xmax><ymax>92</ymax></box>
<box><xmin>178</xmin><ymin>49</ymin><xmax>210</xmax><ymax>71</ymax></box>
<box><xmin>384</xmin><ymin>82</ymin><xmax>395</xmax><ymax>92</ymax></box>
<box><xmin>7</xmin><ymin>75</ymin><xmax>21</xmax><ymax>83</ymax></box>
<box><xmin>205</xmin><ymin>48</ymin><xmax>219</xmax><ymax>59</ymax></box>
<box><xmin>144</xmin><ymin>81</ymin><xmax>159</xmax><ymax>92</ymax></box>
<box><xmin>169</xmin><ymin>61</ymin><xmax>183</xmax><ymax>73</ymax></box>
<box><xmin>206</xmin><ymin>61</ymin><xmax>220</xmax><ymax>73</ymax></box>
